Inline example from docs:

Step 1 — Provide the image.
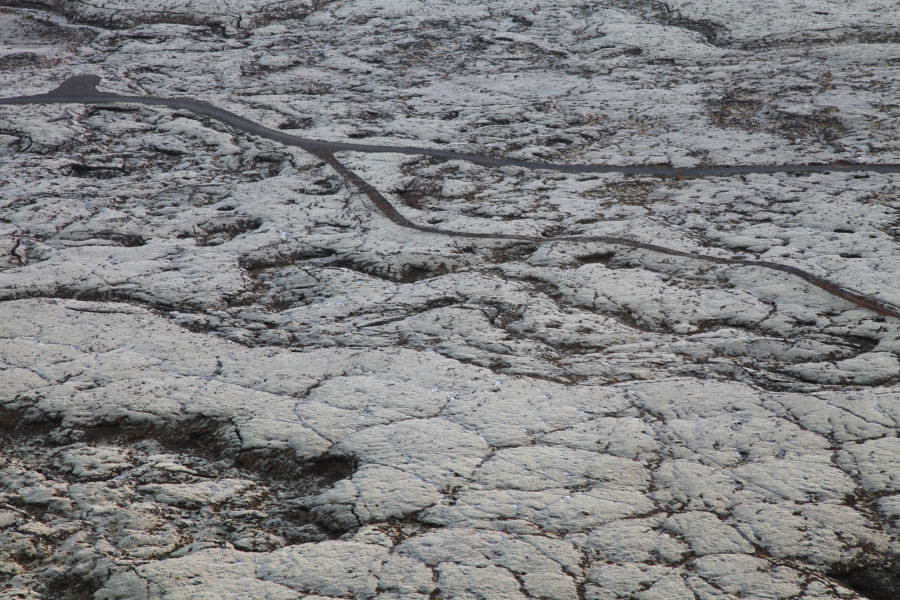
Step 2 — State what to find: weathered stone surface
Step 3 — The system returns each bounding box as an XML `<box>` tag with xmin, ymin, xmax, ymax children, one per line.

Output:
<box><xmin>1</xmin><ymin>0</ymin><xmax>900</xmax><ymax>599</ymax></box>
<box><xmin>0</xmin><ymin>0</ymin><xmax>328</xmax><ymax>30</ymax></box>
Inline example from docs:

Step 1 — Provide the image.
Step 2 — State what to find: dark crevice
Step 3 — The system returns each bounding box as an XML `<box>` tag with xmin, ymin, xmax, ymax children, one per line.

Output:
<box><xmin>67</xmin><ymin>162</ymin><xmax>126</xmax><ymax>179</ymax></box>
<box><xmin>829</xmin><ymin>559</ymin><xmax>900</xmax><ymax>600</ymax></box>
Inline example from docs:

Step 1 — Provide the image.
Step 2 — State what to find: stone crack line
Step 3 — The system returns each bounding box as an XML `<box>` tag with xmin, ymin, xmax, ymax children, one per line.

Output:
<box><xmin>4</xmin><ymin>75</ymin><xmax>900</xmax><ymax>319</ymax></box>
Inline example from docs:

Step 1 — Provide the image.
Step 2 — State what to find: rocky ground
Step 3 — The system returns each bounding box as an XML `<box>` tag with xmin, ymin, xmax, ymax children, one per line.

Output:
<box><xmin>1</xmin><ymin>0</ymin><xmax>900</xmax><ymax>598</ymax></box>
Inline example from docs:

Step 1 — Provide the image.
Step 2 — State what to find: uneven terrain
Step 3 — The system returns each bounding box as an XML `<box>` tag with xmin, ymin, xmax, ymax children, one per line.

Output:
<box><xmin>1</xmin><ymin>1</ymin><xmax>900</xmax><ymax>599</ymax></box>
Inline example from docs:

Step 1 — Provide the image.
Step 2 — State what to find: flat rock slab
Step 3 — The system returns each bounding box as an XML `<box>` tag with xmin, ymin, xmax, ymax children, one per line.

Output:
<box><xmin>1</xmin><ymin>1</ymin><xmax>900</xmax><ymax>599</ymax></box>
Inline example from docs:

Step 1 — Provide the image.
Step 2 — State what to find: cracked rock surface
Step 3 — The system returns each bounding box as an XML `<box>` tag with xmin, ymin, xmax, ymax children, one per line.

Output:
<box><xmin>1</xmin><ymin>0</ymin><xmax>900</xmax><ymax>599</ymax></box>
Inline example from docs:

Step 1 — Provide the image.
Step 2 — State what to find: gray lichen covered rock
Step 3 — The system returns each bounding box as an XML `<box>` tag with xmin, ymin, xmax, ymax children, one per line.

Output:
<box><xmin>1</xmin><ymin>0</ymin><xmax>900</xmax><ymax>599</ymax></box>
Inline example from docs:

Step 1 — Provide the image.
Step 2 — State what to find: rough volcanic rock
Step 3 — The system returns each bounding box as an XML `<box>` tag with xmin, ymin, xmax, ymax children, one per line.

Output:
<box><xmin>1</xmin><ymin>1</ymin><xmax>900</xmax><ymax>599</ymax></box>
<box><xmin>0</xmin><ymin>0</ymin><xmax>330</xmax><ymax>31</ymax></box>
